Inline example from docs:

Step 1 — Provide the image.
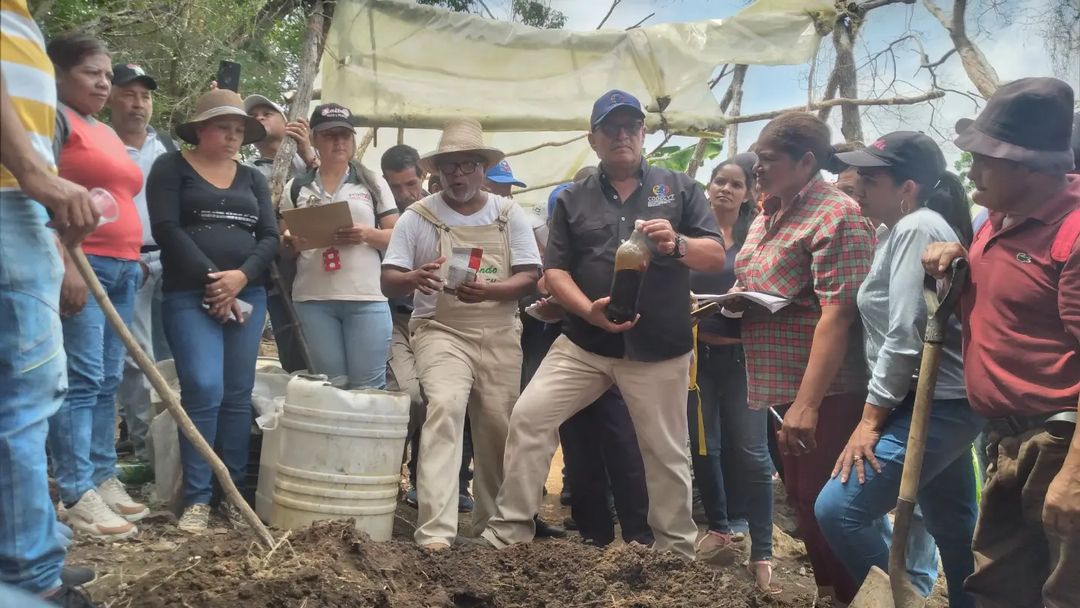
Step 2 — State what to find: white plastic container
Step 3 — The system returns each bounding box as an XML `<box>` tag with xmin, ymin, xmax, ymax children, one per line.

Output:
<box><xmin>268</xmin><ymin>375</ymin><xmax>409</xmax><ymax>541</ymax></box>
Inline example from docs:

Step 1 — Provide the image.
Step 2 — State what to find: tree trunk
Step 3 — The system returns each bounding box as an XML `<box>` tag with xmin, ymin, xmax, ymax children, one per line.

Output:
<box><xmin>922</xmin><ymin>0</ymin><xmax>1000</xmax><ymax>97</ymax></box>
<box><xmin>833</xmin><ymin>16</ymin><xmax>864</xmax><ymax>143</ymax></box>
<box><xmin>724</xmin><ymin>65</ymin><xmax>748</xmax><ymax>158</ymax></box>
<box><xmin>268</xmin><ymin>0</ymin><xmax>326</xmax><ymax>208</ymax></box>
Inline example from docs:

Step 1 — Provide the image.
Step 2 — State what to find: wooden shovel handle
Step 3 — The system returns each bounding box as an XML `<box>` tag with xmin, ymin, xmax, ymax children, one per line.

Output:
<box><xmin>66</xmin><ymin>245</ymin><xmax>275</xmax><ymax>549</ymax></box>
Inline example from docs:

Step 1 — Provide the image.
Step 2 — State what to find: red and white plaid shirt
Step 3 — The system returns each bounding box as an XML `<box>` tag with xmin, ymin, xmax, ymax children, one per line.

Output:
<box><xmin>735</xmin><ymin>176</ymin><xmax>875</xmax><ymax>408</ymax></box>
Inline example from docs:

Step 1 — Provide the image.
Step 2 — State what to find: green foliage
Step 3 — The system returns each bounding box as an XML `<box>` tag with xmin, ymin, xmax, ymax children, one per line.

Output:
<box><xmin>30</xmin><ymin>0</ymin><xmax>307</xmax><ymax>135</ymax></box>
<box><xmin>647</xmin><ymin>139</ymin><xmax>723</xmax><ymax>174</ymax></box>
<box><xmin>954</xmin><ymin>151</ymin><xmax>974</xmax><ymax>191</ymax></box>
<box><xmin>419</xmin><ymin>0</ymin><xmax>567</xmax><ymax>29</ymax></box>
<box><xmin>512</xmin><ymin>0</ymin><xmax>566</xmax><ymax>29</ymax></box>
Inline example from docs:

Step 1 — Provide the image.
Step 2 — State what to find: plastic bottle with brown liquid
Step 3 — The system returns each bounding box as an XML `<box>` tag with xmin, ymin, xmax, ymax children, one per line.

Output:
<box><xmin>606</xmin><ymin>220</ymin><xmax>651</xmax><ymax>324</ymax></box>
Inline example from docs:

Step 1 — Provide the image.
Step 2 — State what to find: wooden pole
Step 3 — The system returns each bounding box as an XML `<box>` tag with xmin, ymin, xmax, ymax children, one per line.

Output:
<box><xmin>65</xmin><ymin>246</ymin><xmax>276</xmax><ymax>549</ymax></box>
<box><xmin>265</xmin><ymin>0</ymin><xmax>327</xmax><ymax>374</ymax></box>
<box><xmin>268</xmin><ymin>0</ymin><xmax>326</xmax><ymax>207</ymax></box>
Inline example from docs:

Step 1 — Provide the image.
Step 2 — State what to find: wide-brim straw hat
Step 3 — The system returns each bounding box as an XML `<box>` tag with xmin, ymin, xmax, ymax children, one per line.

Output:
<box><xmin>419</xmin><ymin>118</ymin><xmax>504</xmax><ymax>175</ymax></box>
<box><xmin>176</xmin><ymin>89</ymin><xmax>267</xmax><ymax>146</ymax></box>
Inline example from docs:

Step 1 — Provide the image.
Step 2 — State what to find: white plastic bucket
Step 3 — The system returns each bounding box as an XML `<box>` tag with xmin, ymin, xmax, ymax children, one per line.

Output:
<box><xmin>269</xmin><ymin>375</ymin><xmax>409</xmax><ymax>540</ymax></box>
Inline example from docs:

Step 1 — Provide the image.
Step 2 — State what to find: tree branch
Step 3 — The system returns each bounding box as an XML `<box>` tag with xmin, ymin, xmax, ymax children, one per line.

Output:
<box><xmin>859</xmin><ymin>0</ymin><xmax>916</xmax><ymax>10</ymax></box>
<box><xmin>723</xmin><ymin>90</ymin><xmax>945</xmax><ymax>126</ymax></box>
<box><xmin>596</xmin><ymin>0</ymin><xmax>621</xmax><ymax>29</ymax></box>
<box><xmin>476</xmin><ymin>0</ymin><xmax>497</xmax><ymax>20</ymax></box>
<box><xmin>922</xmin><ymin>0</ymin><xmax>999</xmax><ymax>97</ymax></box>
<box><xmin>625</xmin><ymin>13</ymin><xmax>655</xmax><ymax>30</ymax></box>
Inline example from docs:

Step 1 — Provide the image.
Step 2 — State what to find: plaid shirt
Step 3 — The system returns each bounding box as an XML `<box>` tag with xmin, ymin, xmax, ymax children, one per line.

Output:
<box><xmin>735</xmin><ymin>176</ymin><xmax>874</xmax><ymax>408</ymax></box>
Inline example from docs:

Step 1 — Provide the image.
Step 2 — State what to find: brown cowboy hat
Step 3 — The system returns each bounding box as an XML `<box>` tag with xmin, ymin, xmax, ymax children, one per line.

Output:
<box><xmin>419</xmin><ymin>118</ymin><xmax>504</xmax><ymax>175</ymax></box>
<box><xmin>176</xmin><ymin>89</ymin><xmax>267</xmax><ymax>146</ymax></box>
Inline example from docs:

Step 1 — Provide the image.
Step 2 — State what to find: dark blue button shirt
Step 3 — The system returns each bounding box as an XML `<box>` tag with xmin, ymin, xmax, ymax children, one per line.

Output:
<box><xmin>544</xmin><ymin>160</ymin><xmax>722</xmax><ymax>362</ymax></box>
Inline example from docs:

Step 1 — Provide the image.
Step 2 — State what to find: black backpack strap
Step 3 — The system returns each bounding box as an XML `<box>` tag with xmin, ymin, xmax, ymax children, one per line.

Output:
<box><xmin>156</xmin><ymin>131</ymin><xmax>178</xmax><ymax>153</ymax></box>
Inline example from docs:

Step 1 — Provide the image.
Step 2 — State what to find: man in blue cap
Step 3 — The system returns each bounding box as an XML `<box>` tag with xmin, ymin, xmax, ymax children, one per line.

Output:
<box><xmin>479</xmin><ymin>89</ymin><xmax>726</xmax><ymax>558</ymax></box>
<box><xmin>484</xmin><ymin>159</ymin><xmax>527</xmax><ymax>198</ymax></box>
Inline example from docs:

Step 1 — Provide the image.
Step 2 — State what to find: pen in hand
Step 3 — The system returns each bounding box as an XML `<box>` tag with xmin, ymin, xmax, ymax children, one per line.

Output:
<box><xmin>769</xmin><ymin>406</ymin><xmax>809</xmax><ymax>451</ymax></box>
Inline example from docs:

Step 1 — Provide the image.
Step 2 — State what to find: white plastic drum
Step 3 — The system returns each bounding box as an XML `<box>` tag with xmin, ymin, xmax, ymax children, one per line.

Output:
<box><xmin>269</xmin><ymin>375</ymin><xmax>409</xmax><ymax>541</ymax></box>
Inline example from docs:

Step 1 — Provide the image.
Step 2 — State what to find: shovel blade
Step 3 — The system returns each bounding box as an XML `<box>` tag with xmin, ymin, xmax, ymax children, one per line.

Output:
<box><xmin>850</xmin><ymin>566</ymin><xmax>894</xmax><ymax>608</ymax></box>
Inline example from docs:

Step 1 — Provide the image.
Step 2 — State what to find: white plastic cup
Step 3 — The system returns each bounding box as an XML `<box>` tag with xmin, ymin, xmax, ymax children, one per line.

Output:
<box><xmin>89</xmin><ymin>188</ymin><xmax>118</xmax><ymax>226</ymax></box>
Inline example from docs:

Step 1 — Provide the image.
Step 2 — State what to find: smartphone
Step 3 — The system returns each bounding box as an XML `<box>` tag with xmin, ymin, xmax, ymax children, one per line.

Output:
<box><xmin>216</xmin><ymin>60</ymin><xmax>241</xmax><ymax>92</ymax></box>
<box><xmin>690</xmin><ymin>301</ymin><xmax>720</xmax><ymax>320</ymax></box>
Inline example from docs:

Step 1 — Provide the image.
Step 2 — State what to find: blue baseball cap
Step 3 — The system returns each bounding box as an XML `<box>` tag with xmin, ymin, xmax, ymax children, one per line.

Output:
<box><xmin>590</xmin><ymin>89</ymin><xmax>645</xmax><ymax>130</ymax></box>
<box><xmin>547</xmin><ymin>183</ymin><xmax>571</xmax><ymax>218</ymax></box>
<box><xmin>485</xmin><ymin>159</ymin><xmax>527</xmax><ymax>187</ymax></box>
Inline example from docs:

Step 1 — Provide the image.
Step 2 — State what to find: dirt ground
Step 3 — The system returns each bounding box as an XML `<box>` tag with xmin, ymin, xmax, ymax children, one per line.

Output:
<box><xmin>71</xmin><ymin>341</ymin><xmax>948</xmax><ymax>607</ymax></box>
<box><xmin>67</xmin><ymin>444</ymin><xmax>953</xmax><ymax>608</ymax></box>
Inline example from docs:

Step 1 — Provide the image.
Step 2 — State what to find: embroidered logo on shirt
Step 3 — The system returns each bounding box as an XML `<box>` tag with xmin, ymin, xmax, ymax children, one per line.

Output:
<box><xmin>647</xmin><ymin>183</ymin><xmax>676</xmax><ymax>207</ymax></box>
<box><xmin>1016</xmin><ymin>252</ymin><xmax>1033</xmax><ymax>264</ymax></box>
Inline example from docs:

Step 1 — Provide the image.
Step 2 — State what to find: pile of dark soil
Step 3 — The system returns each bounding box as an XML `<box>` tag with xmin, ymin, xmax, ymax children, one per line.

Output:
<box><xmin>111</xmin><ymin>520</ymin><xmax>813</xmax><ymax>608</ymax></box>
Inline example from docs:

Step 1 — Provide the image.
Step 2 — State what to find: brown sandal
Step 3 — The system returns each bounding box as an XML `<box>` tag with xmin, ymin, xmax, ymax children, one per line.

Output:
<box><xmin>748</xmin><ymin>560</ymin><xmax>782</xmax><ymax>595</ymax></box>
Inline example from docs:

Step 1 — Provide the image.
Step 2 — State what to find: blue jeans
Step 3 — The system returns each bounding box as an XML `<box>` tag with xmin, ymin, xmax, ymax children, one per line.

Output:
<box><xmin>688</xmin><ymin>342</ymin><xmax>774</xmax><ymax>561</ymax></box>
<box><xmin>48</xmin><ymin>255</ymin><xmax>139</xmax><ymax>506</ymax></box>
<box><xmin>116</xmin><ymin>249</ymin><xmax>171</xmax><ymax>460</ymax></box>
<box><xmin>163</xmin><ymin>286</ymin><xmax>267</xmax><ymax>507</ymax></box>
<box><xmin>293</xmin><ymin>299</ymin><xmax>391</xmax><ymax>389</ymax></box>
<box><xmin>0</xmin><ymin>193</ymin><xmax>67</xmax><ymax>593</ymax></box>
<box><xmin>815</xmin><ymin>397</ymin><xmax>983</xmax><ymax>608</ymax></box>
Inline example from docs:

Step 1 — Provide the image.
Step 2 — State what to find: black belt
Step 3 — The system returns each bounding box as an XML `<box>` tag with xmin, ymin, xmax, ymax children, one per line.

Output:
<box><xmin>140</xmin><ymin>245</ymin><xmax>160</xmax><ymax>254</ymax></box>
<box><xmin>985</xmin><ymin>410</ymin><xmax>1077</xmax><ymax>438</ymax></box>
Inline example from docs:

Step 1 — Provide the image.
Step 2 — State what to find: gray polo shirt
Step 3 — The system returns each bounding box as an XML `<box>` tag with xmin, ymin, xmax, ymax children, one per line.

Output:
<box><xmin>545</xmin><ymin>159</ymin><xmax>722</xmax><ymax>362</ymax></box>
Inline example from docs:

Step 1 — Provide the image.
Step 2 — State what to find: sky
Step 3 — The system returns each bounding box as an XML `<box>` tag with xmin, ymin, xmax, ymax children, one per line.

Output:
<box><xmin>543</xmin><ymin>0</ymin><xmax>1071</xmax><ymax>170</ymax></box>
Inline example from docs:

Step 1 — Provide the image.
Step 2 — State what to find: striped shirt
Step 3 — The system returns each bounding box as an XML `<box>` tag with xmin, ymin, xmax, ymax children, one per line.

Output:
<box><xmin>0</xmin><ymin>0</ymin><xmax>56</xmax><ymax>191</ymax></box>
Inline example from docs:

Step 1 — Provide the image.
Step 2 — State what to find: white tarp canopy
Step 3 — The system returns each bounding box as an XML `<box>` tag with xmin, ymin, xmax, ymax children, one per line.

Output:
<box><xmin>355</xmin><ymin>128</ymin><xmax>594</xmax><ymax>216</ymax></box>
<box><xmin>321</xmin><ymin>0</ymin><xmax>836</xmax><ymax>135</ymax></box>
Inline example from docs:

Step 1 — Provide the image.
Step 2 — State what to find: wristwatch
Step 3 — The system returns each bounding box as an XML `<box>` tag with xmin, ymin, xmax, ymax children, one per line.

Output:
<box><xmin>670</xmin><ymin>234</ymin><xmax>688</xmax><ymax>259</ymax></box>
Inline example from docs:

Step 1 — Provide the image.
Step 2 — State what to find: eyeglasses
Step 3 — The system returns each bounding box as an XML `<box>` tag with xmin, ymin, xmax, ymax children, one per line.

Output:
<box><xmin>596</xmin><ymin>120</ymin><xmax>644</xmax><ymax>139</ymax></box>
<box><xmin>436</xmin><ymin>160</ymin><xmax>483</xmax><ymax>175</ymax></box>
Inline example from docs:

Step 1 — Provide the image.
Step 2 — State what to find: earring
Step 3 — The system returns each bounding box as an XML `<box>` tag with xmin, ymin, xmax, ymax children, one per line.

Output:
<box><xmin>899</xmin><ymin>198</ymin><xmax>909</xmax><ymax>215</ymax></box>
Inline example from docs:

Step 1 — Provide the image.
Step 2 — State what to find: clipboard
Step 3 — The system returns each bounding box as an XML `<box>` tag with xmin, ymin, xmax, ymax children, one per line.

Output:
<box><xmin>281</xmin><ymin>201</ymin><xmax>353</xmax><ymax>250</ymax></box>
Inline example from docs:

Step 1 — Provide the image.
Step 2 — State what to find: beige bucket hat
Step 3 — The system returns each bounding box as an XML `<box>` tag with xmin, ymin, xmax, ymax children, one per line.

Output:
<box><xmin>177</xmin><ymin>89</ymin><xmax>267</xmax><ymax>145</ymax></box>
<box><xmin>419</xmin><ymin>118</ymin><xmax>504</xmax><ymax>174</ymax></box>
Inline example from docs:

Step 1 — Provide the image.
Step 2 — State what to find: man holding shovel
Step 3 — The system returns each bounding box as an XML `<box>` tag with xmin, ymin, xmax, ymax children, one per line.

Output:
<box><xmin>923</xmin><ymin>77</ymin><xmax>1080</xmax><ymax>608</ymax></box>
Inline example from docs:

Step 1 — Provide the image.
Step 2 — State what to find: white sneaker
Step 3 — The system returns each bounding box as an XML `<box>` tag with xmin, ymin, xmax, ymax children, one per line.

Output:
<box><xmin>178</xmin><ymin>504</ymin><xmax>211</xmax><ymax>533</ymax></box>
<box><xmin>63</xmin><ymin>490</ymin><xmax>138</xmax><ymax>540</ymax></box>
<box><xmin>96</xmin><ymin>477</ymin><xmax>149</xmax><ymax>522</ymax></box>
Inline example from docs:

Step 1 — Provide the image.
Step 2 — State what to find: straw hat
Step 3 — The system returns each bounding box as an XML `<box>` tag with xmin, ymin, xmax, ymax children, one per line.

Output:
<box><xmin>419</xmin><ymin>118</ymin><xmax>504</xmax><ymax>174</ymax></box>
<box><xmin>176</xmin><ymin>89</ymin><xmax>267</xmax><ymax>146</ymax></box>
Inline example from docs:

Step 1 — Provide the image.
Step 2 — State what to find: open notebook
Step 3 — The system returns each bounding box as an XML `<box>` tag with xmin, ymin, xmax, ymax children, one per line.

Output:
<box><xmin>692</xmin><ymin>292</ymin><xmax>792</xmax><ymax>318</ymax></box>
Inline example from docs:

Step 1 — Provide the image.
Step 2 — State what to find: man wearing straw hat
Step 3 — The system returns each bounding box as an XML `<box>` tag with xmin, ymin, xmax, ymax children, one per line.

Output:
<box><xmin>381</xmin><ymin>118</ymin><xmax>542</xmax><ymax>551</ymax></box>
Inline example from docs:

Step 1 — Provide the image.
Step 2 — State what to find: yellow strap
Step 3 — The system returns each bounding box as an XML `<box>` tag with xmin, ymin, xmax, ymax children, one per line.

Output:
<box><xmin>689</xmin><ymin>324</ymin><xmax>706</xmax><ymax>456</ymax></box>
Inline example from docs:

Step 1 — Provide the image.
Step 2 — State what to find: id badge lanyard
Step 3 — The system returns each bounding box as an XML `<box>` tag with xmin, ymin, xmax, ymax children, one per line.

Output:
<box><xmin>314</xmin><ymin>170</ymin><xmax>350</xmax><ymax>272</ymax></box>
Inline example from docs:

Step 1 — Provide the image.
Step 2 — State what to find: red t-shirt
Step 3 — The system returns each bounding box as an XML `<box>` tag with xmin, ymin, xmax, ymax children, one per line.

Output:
<box><xmin>963</xmin><ymin>175</ymin><xmax>1080</xmax><ymax>418</ymax></box>
<box><xmin>58</xmin><ymin>107</ymin><xmax>143</xmax><ymax>261</ymax></box>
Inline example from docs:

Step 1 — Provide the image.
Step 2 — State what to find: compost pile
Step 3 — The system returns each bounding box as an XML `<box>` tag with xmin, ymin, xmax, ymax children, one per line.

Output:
<box><xmin>109</xmin><ymin>520</ymin><xmax>813</xmax><ymax>608</ymax></box>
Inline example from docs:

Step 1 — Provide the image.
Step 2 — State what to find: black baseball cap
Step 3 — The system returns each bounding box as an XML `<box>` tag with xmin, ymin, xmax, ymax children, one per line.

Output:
<box><xmin>590</xmin><ymin>89</ymin><xmax>645</xmax><ymax>130</ymax></box>
<box><xmin>111</xmin><ymin>63</ymin><xmax>157</xmax><ymax>90</ymax></box>
<box><xmin>309</xmin><ymin>103</ymin><xmax>359</xmax><ymax>132</ymax></box>
<box><xmin>834</xmin><ymin>131</ymin><xmax>946</xmax><ymax>186</ymax></box>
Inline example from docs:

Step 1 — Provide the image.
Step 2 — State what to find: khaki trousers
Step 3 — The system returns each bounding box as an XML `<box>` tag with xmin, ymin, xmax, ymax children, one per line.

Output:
<box><xmin>410</xmin><ymin>317</ymin><xmax>522</xmax><ymax>546</ymax></box>
<box><xmin>482</xmin><ymin>335</ymin><xmax>697</xmax><ymax>558</ymax></box>
<box><xmin>387</xmin><ymin>310</ymin><xmax>423</xmax><ymax>433</ymax></box>
<box><xmin>966</xmin><ymin>428</ymin><xmax>1080</xmax><ymax>608</ymax></box>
